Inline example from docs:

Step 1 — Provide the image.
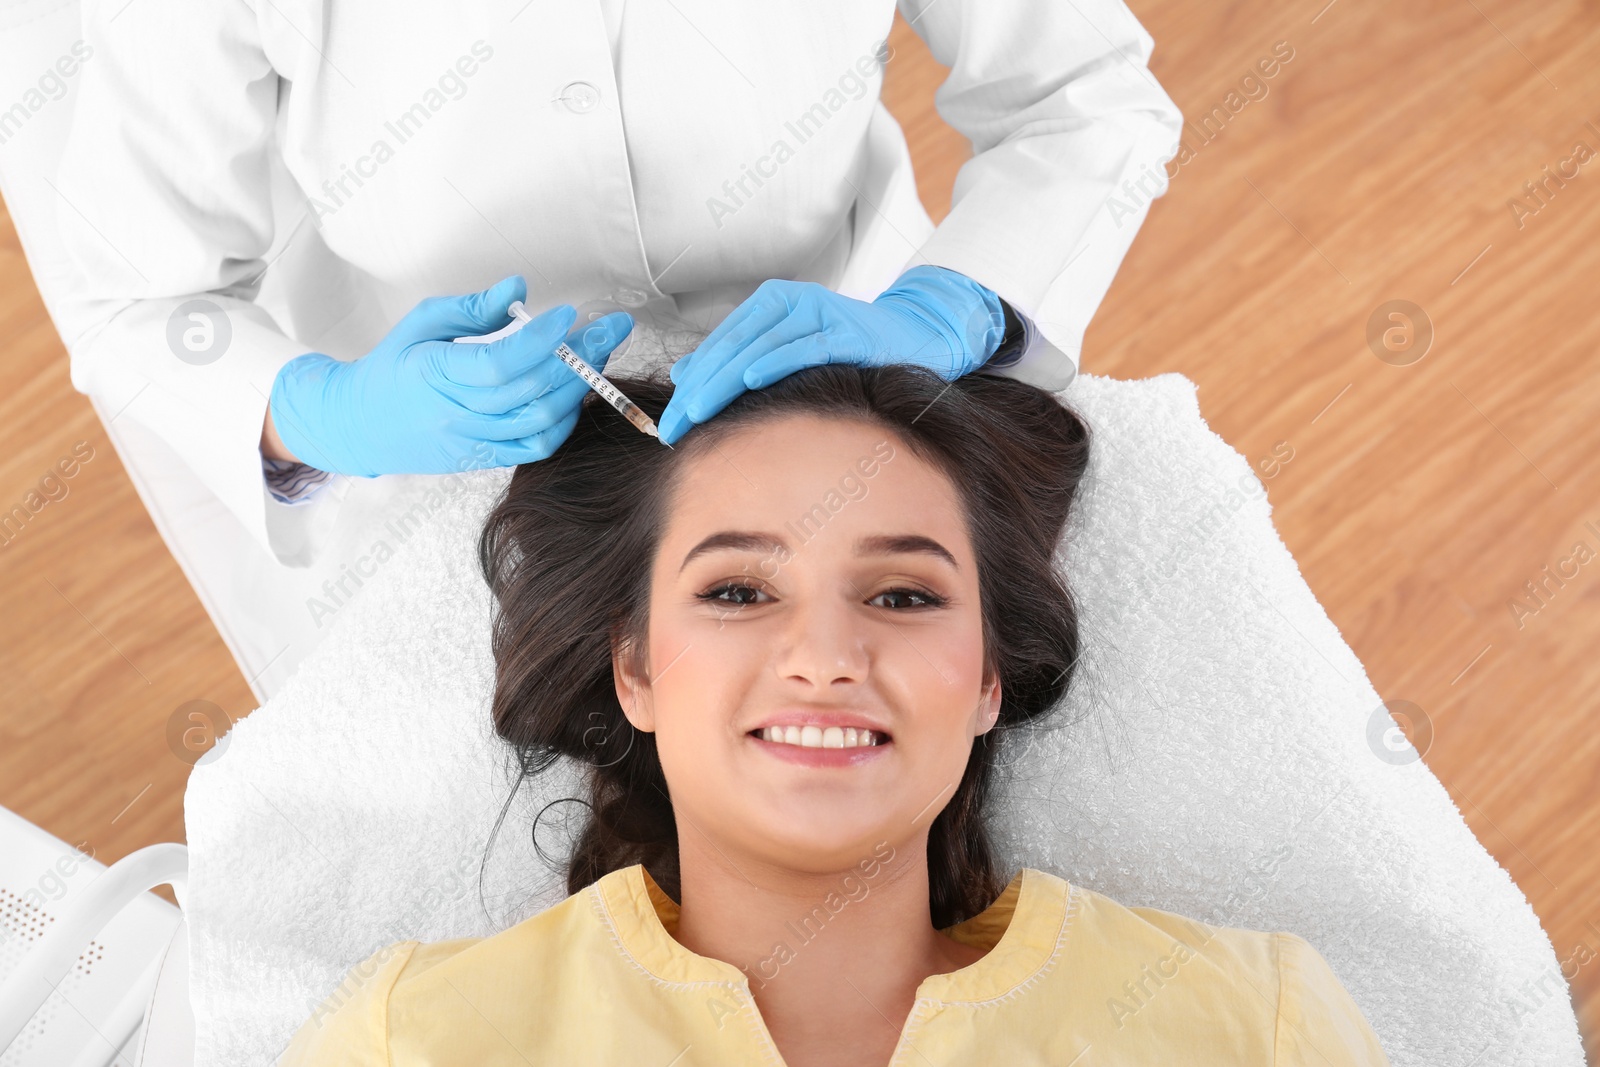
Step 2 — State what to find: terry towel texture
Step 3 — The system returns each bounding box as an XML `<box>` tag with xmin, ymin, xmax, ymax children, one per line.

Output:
<box><xmin>185</xmin><ymin>368</ymin><xmax>1584</xmax><ymax>1067</ymax></box>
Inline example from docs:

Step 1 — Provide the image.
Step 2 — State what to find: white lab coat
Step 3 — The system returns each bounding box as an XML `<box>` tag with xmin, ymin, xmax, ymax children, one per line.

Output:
<box><xmin>54</xmin><ymin>0</ymin><xmax>1181</xmax><ymax>699</ymax></box>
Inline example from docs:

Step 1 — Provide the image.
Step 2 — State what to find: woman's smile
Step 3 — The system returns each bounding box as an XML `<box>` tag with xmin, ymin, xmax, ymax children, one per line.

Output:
<box><xmin>746</xmin><ymin>720</ymin><xmax>894</xmax><ymax>767</ymax></box>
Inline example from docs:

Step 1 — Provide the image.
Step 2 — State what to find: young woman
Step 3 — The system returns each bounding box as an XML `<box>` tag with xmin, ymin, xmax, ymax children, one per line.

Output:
<box><xmin>281</xmin><ymin>364</ymin><xmax>1390</xmax><ymax>1066</ymax></box>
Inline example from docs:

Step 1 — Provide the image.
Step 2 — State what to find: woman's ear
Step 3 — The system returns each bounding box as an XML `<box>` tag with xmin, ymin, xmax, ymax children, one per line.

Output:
<box><xmin>973</xmin><ymin>670</ymin><xmax>1003</xmax><ymax>737</ymax></box>
<box><xmin>612</xmin><ymin>632</ymin><xmax>657</xmax><ymax>732</ymax></box>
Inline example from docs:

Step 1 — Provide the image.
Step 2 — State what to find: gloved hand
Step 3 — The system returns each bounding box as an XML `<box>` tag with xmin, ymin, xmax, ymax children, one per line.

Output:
<box><xmin>655</xmin><ymin>265</ymin><xmax>1006</xmax><ymax>445</ymax></box>
<box><xmin>269</xmin><ymin>275</ymin><xmax>634</xmax><ymax>476</ymax></box>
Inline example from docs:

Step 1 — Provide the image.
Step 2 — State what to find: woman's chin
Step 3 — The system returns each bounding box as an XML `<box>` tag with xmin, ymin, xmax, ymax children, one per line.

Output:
<box><xmin>696</xmin><ymin>738</ymin><xmax>922</xmax><ymax>865</ymax></box>
<box><xmin>753</xmin><ymin>840</ymin><xmax>899</xmax><ymax>877</ymax></box>
<box><xmin>732</xmin><ymin>808</ymin><xmax>903</xmax><ymax>870</ymax></box>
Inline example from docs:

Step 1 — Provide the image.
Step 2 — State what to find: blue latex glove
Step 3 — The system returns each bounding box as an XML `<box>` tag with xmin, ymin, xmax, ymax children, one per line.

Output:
<box><xmin>269</xmin><ymin>276</ymin><xmax>634</xmax><ymax>476</ymax></box>
<box><xmin>656</xmin><ymin>265</ymin><xmax>1007</xmax><ymax>445</ymax></box>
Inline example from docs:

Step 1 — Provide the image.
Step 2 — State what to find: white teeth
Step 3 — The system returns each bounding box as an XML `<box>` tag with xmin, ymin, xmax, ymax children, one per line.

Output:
<box><xmin>761</xmin><ymin>725</ymin><xmax>882</xmax><ymax>748</ymax></box>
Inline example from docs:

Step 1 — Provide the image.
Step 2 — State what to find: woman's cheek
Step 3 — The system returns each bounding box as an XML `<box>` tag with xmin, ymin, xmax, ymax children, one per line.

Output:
<box><xmin>650</xmin><ymin>624</ymin><xmax>743</xmax><ymax>731</ymax></box>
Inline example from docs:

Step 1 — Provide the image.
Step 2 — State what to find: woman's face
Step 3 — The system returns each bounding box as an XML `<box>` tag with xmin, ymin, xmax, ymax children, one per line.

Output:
<box><xmin>614</xmin><ymin>413</ymin><xmax>1000</xmax><ymax>874</ymax></box>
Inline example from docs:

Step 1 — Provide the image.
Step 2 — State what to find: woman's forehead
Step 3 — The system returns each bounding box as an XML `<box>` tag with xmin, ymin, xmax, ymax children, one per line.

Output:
<box><xmin>660</xmin><ymin>413</ymin><xmax>973</xmax><ymax>564</ymax></box>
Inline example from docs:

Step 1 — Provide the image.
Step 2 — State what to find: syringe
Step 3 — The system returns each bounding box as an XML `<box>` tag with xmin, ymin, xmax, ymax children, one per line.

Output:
<box><xmin>506</xmin><ymin>300</ymin><xmax>669</xmax><ymax>447</ymax></box>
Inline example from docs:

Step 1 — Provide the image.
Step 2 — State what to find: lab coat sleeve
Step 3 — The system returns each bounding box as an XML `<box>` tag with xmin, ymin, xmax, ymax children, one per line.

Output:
<box><xmin>895</xmin><ymin>0</ymin><xmax>1185</xmax><ymax>391</ymax></box>
<box><xmin>54</xmin><ymin>0</ymin><xmax>330</xmax><ymax>562</ymax></box>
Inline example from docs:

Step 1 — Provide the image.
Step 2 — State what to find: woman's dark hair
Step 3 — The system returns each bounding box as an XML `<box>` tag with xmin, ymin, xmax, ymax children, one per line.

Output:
<box><xmin>479</xmin><ymin>362</ymin><xmax>1090</xmax><ymax>929</ymax></box>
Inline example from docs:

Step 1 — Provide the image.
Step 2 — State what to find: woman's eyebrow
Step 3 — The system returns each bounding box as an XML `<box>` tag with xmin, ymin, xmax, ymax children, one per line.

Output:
<box><xmin>855</xmin><ymin>533</ymin><xmax>959</xmax><ymax>570</ymax></box>
<box><xmin>679</xmin><ymin>531</ymin><xmax>958</xmax><ymax>573</ymax></box>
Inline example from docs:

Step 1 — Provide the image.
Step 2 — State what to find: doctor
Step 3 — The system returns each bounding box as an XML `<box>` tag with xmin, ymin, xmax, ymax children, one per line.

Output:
<box><xmin>55</xmin><ymin>0</ymin><xmax>1181</xmax><ymax>699</ymax></box>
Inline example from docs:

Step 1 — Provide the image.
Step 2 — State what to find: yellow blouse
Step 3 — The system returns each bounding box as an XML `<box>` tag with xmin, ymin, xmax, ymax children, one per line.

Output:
<box><xmin>279</xmin><ymin>864</ymin><xmax>1390</xmax><ymax>1065</ymax></box>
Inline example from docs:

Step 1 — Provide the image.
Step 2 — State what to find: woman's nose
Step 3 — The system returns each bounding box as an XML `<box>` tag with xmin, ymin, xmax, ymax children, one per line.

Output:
<box><xmin>774</xmin><ymin>595</ymin><xmax>870</xmax><ymax>689</ymax></box>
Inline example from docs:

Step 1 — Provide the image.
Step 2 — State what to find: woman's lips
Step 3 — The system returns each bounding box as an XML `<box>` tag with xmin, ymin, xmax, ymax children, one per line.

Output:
<box><xmin>747</xmin><ymin>729</ymin><xmax>893</xmax><ymax>767</ymax></box>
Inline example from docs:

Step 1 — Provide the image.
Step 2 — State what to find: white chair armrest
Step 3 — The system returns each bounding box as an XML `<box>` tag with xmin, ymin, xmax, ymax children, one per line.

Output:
<box><xmin>0</xmin><ymin>843</ymin><xmax>188</xmax><ymax>1051</ymax></box>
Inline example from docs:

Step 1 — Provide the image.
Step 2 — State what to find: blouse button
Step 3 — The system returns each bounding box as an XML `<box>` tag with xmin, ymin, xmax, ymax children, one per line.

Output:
<box><xmin>557</xmin><ymin>81</ymin><xmax>600</xmax><ymax>113</ymax></box>
<box><xmin>612</xmin><ymin>287</ymin><xmax>651</xmax><ymax>308</ymax></box>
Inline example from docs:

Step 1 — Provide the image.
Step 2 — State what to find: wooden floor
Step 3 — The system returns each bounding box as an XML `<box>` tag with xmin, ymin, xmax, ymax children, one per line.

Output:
<box><xmin>2</xmin><ymin>0</ymin><xmax>1596</xmax><ymax>1055</ymax></box>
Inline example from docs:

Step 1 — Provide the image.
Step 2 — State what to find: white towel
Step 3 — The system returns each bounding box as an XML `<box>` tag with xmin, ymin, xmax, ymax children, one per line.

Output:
<box><xmin>185</xmin><ymin>370</ymin><xmax>1584</xmax><ymax>1067</ymax></box>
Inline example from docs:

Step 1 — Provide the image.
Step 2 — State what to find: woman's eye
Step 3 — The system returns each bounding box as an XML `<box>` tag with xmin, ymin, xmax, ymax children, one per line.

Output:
<box><xmin>696</xmin><ymin>582</ymin><xmax>770</xmax><ymax>607</ymax></box>
<box><xmin>869</xmin><ymin>587</ymin><xmax>946</xmax><ymax>610</ymax></box>
<box><xmin>694</xmin><ymin>583</ymin><xmax>943</xmax><ymax>610</ymax></box>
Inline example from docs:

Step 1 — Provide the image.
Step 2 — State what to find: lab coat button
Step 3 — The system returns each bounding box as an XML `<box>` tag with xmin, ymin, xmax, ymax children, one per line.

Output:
<box><xmin>613</xmin><ymin>287</ymin><xmax>650</xmax><ymax>307</ymax></box>
<box><xmin>558</xmin><ymin>81</ymin><xmax>600</xmax><ymax>113</ymax></box>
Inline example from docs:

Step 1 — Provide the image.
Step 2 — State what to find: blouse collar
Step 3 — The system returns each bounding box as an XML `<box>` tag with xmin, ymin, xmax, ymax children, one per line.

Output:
<box><xmin>594</xmin><ymin>862</ymin><xmax>1076</xmax><ymax>1004</ymax></box>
